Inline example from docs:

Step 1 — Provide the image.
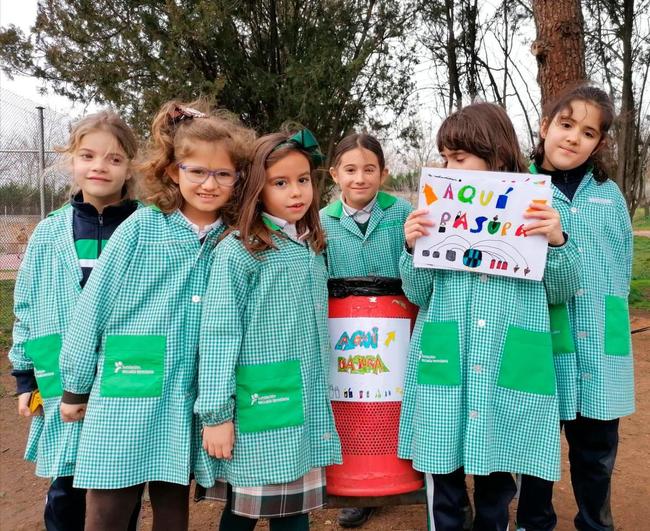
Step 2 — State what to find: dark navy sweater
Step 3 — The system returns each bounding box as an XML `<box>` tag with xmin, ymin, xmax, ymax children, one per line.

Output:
<box><xmin>12</xmin><ymin>192</ymin><xmax>137</xmax><ymax>394</ymax></box>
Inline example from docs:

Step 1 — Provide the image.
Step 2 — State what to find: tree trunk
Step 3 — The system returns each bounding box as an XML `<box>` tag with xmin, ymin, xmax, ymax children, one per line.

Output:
<box><xmin>462</xmin><ymin>0</ymin><xmax>479</xmax><ymax>101</ymax></box>
<box><xmin>531</xmin><ymin>0</ymin><xmax>586</xmax><ymax>107</ymax></box>
<box><xmin>445</xmin><ymin>0</ymin><xmax>463</xmax><ymax>113</ymax></box>
<box><xmin>615</xmin><ymin>0</ymin><xmax>637</xmax><ymax>213</ymax></box>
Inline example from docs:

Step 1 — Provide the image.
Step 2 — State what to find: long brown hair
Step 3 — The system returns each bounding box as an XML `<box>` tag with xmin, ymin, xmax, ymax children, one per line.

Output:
<box><xmin>56</xmin><ymin>111</ymin><xmax>139</xmax><ymax>199</ymax></box>
<box><xmin>532</xmin><ymin>82</ymin><xmax>615</xmax><ymax>182</ymax></box>
<box><xmin>138</xmin><ymin>100</ymin><xmax>256</xmax><ymax>225</ymax></box>
<box><xmin>437</xmin><ymin>102</ymin><xmax>528</xmax><ymax>173</ymax></box>
<box><xmin>237</xmin><ymin>132</ymin><xmax>326</xmax><ymax>256</ymax></box>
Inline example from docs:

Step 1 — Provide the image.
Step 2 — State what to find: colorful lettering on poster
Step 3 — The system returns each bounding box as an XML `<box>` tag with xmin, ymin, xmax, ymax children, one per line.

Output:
<box><xmin>422</xmin><ymin>180</ymin><xmax>543</xmax><ymax>239</ymax></box>
<box><xmin>437</xmin><ymin>211</ymin><xmax>526</xmax><ymax>238</ymax></box>
<box><xmin>433</xmin><ymin>183</ymin><xmax>514</xmax><ymax>209</ymax></box>
<box><xmin>337</xmin><ymin>354</ymin><xmax>390</xmax><ymax>374</ymax></box>
<box><xmin>335</xmin><ymin>327</ymin><xmax>379</xmax><ymax>351</ymax></box>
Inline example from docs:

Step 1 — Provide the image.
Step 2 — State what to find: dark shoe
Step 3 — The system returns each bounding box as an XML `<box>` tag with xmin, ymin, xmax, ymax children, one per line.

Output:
<box><xmin>338</xmin><ymin>507</ymin><xmax>376</xmax><ymax>528</ymax></box>
<box><xmin>462</xmin><ymin>502</ymin><xmax>473</xmax><ymax>531</ymax></box>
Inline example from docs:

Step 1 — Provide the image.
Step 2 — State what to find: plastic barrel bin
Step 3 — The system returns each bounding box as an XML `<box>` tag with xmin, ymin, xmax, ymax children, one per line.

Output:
<box><xmin>326</xmin><ymin>277</ymin><xmax>423</xmax><ymax>496</ymax></box>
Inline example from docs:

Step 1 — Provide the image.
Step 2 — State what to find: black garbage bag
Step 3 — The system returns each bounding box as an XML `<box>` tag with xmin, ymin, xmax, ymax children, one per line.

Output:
<box><xmin>327</xmin><ymin>276</ymin><xmax>404</xmax><ymax>298</ymax></box>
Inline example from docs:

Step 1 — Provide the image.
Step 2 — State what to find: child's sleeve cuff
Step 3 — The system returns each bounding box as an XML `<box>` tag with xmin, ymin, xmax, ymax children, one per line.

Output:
<box><xmin>61</xmin><ymin>390</ymin><xmax>90</xmax><ymax>404</ymax></box>
<box><xmin>12</xmin><ymin>369</ymin><xmax>37</xmax><ymax>394</ymax></box>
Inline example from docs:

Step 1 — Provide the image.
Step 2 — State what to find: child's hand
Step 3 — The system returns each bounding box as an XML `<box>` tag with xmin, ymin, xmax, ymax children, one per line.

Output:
<box><xmin>17</xmin><ymin>392</ymin><xmax>41</xmax><ymax>417</ymax></box>
<box><xmin>405</xmin><ymin>208</ymin><xmax>435</xmax><ymax>251</ymax></box>
<box><xmin>60</xmin><ymin>402</ymin><xmax>87</xmax><ymax>422</ymax></box>
<box><xmin>523</xmin><ymin>202</ymin><xmax>565</xmax><ymax>246</ymax></box>
<box><xmin>203</xmin><ymin>421</ymin><xmax>235</xmax><ymax>460</ymax></box>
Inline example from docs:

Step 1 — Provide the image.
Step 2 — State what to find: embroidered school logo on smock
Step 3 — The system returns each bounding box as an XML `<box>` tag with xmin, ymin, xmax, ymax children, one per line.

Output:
<box><xmin>250</xmin><ymin>392</ymin><xmax>291</xmax><ymax>406</ymax></box>
<box><xmin>113</xmin><ymin>361</ymin><xmax>154</xmax><ymax>375</ymax></box>
<box><xmin>587</xmin><ymin>197</ymin><xmax>613</xmax><ymax>205</ymax></box>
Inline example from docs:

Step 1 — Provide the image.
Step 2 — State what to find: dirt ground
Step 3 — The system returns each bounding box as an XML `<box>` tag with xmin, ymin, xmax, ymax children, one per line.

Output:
<box><xmin>1</xmin><ymin>312</ymin><xmax>648</xmax><ymax>531</ymax></box>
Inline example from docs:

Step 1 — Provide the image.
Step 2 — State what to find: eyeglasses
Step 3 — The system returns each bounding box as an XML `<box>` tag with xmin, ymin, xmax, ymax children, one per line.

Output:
<box><xmin>177</xmin><ymin>163</ymin><xmax>239</xmax><ymax>187</ymax></box>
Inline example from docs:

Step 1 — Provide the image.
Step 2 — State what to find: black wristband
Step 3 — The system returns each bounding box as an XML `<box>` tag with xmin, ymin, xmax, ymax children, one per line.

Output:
<box><xmin>61</xmin><ymin>391</ymin><xmax>90</xmax><ymax>404</ymax></box>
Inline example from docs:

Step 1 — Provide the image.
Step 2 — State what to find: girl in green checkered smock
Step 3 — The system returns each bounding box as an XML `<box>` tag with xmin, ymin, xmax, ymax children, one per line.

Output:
<box><xmin>517</xmin><ymin>85</ymin><xmax>634</xmax><ymax>531</ymax></box>
<box><xmin>320</xmin><ymin>133</ymin><xmax>412</xmax><ymax>279</ymax></box>
<box><xmin>58</xmin><ymin>101</ymin><xmax>255</xmax><ymax>531</ymax></box>
<box><xmin>399</xmin><ymin>102</ymin><xmax>581</xmax><ymax>531</ymax></box>
<box><xmin>196</xmin><ymin>130</ymin><xmax>342</xmax><ymax>530</ymax></box>
<box><xmin>319</xmin><ymin>134</ymin><xmax>413</xmax><ymax>528</ymax></box>
<box><xmin>8</xmin><ymin>111</ymin><xmax>139</xmax><ymax>531</ymax></box>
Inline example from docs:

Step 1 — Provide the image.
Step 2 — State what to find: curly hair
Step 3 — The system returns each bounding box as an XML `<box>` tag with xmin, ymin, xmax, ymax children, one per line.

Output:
<box><xmin>137</xmin><ymin>99</ymin><xmax>256</xmax><ymax>226</ymax></box>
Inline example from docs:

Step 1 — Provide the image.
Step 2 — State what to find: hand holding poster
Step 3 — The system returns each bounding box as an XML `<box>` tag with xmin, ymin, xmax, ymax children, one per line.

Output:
<box><xmin>413</xmin><ymin>167</ymin><xmax>552</xmax><ymax>281</ymax></box>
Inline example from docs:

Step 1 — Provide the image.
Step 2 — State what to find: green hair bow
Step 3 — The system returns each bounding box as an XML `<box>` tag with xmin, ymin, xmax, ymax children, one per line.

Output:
<box><xmin>273</xmin><ymin>129</ymin><xmax>326</xmax><ymax>165</ymax></box>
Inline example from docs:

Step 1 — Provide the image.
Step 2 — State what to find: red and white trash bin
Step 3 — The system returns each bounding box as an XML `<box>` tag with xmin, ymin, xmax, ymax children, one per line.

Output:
<box><xmin>326</xmin><ymin>277</ymin><xmax>423</xmax><ymax>496</ymax></box>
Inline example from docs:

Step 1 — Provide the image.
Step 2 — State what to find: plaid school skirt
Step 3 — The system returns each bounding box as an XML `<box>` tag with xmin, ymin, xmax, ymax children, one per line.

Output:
<box><xmin>196</xmin><ymin>467</ymin><xmax>326</xmax><ymax>519</ymax></box>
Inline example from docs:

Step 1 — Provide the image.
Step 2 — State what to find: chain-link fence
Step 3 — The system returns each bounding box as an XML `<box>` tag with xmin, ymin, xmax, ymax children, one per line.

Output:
<box><xmin>1</xmin><ymin>88</ymin><xmax>74</xmax><ymax>342</ymax></box>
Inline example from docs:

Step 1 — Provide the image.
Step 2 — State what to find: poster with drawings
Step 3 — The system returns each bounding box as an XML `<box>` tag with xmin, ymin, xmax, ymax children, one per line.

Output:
<box><xmin>328</xmin><ymin>317</ymin><xmax>411</xmax><ymax>403</ymax></box>
<box><xmin>413</xmin><ymin>167</ymin><xmax>552</xmax><ymax>281</ymax></box>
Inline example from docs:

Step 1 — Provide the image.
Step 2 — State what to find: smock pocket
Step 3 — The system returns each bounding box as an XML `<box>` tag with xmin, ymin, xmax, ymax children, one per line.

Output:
<box><xmin>100</xmin><ymin>335</ymin><xmax>165</xmax><ymax>397</ymax></box>
<box><xmin>235</xmin><ymin>360</ymin><xmax>304</xmax><ymax>433</ymax></box>
<box><xmin>25</xmin><ymin>334</ymin><xmax>63</xmax><ymax>398</ymax></box>
<box><xmin>417</xmin><ymin>321</ymin><xmax>461</xmax><ymax>386</ymax></box>
<box><xmin>497</xmin><ymin>326</ymin><xmax>555</xmax><ymax>395</ymax></box>
<box><xmin>549</xmin><ymin>304</ymin><xmax>575</xmax><ymax>355</ymax></box>
<box><xmin>604</xmin><ymin>295</ymin><xmax>631</xmax><ymax>356</ymax></box>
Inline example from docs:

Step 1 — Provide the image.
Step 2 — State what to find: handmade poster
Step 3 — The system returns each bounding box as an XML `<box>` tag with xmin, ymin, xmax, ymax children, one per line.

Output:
<box><xmin>413</xmin><ymin>167</ymin><xmax>552</xmax><ymax>281</ymax></box>
<box><xmin>328</xmin><ymin>317</ymin><xmax>410</xmax><ymax>403</ymax></box>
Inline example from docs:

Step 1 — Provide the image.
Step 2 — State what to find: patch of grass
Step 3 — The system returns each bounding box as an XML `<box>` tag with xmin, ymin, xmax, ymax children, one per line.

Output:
<box><xmin>631</xmin><ymin>236</ymin><xmax>650</xmax><ymax>310</ymax></box>
<box><xmin>633</xmin><ymin>208</ymin><xmax>650</xmax><ymax>231</ymax></box>
<box><xmin>630</xmin><ymin>280</ymin><xmax>650</xmax><ymax>310</ymax></box>
<box><xmin>632</xmin><ymin>236</ymin><xmax>650</xmax><ymax>278</ymax></box>
<box><xmin>0</xmin><ymin>279</ymin><xmax>15</xmax><ymax>351</ymax></box>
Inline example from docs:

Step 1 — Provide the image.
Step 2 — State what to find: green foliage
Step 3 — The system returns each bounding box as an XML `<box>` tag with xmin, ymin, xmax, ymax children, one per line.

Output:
<box><xmin>385</xmin><ymin>170</ymin><xmax>419</xmax><ymax>193</ymax></box>
<box><xmin>0</xmin><ymin>1</ymin><xmax>417</xmax><ymax>160</ymax></box>
<box><xmin>0</xmin><ymin>182</ymin><xmax>69</xmax><ymax>215</ymax></box>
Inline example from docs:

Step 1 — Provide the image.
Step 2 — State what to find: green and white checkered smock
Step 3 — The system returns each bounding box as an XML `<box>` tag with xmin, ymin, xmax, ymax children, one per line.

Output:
<box><xmin>532</xmin><ymin>164</ymin><xmax>634</xmax><ymax>421</ymax></box>
<box><xmin>59</xmin><ymin>207</ymin><xmax>225</xmax><ymax>489</ymax></box>
<box><xmin>320</xmin><ymin>192</ymin><xmax>413</xmax><ymax>278</ymax></box>
<box><xmin>194</xmin><ymin>230</ymin><xmax>342</xmax><ymax>488</ymax></box>
<box><xmin>9</xmin><ymin>206</ymin><xmax>84</xmax><ymax>478</ymax></box>
<box><xmin>397</xmin><ymin>237</ymin><xmax>581</xmax><ymax>481</ymax></box>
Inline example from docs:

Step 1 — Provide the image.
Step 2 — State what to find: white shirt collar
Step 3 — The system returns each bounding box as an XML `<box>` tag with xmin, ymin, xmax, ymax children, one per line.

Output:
<box><xmin>341</xmin><ymin>193</ymin><xmax>378</xmax><ymax>223</ymax></box>
<box><xmin>262</xmin><ymin>212</ymin><xmax>310</xmax><ymax>244</ymax></box>
<box><xmin>178</xmin><ymin>211</ymin><xmax>223</xmax><ymax>240</ymax></box>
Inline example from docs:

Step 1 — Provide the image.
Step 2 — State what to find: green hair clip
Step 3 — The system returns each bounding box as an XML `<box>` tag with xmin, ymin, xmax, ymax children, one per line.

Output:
<box><xmin>273</xmin><ymin>129</ymin><xmax>326</xmax><ymax>165</ymax></box>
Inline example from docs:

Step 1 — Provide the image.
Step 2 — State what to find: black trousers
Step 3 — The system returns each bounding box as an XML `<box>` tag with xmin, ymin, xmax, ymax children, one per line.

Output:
<box><xmin>425</xmin><ymin>468</ymin><xmax>517</xmax><ymax>531</ymax></box>
<box><xmin>517</xmin><ymin>414</ymin><xmax>620</xmax><ymax>531</ymax></box>
<box><xmin>44</xmin><ymin>476</ymin><xmax>142</xmax><ymax>531</ymax></box>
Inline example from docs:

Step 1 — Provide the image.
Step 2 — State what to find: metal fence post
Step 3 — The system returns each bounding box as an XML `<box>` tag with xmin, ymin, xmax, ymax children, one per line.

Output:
<box><xmin>36</xmin><ymin>105</ymin><xmax>46</xmax><ymax>219</ymax></box>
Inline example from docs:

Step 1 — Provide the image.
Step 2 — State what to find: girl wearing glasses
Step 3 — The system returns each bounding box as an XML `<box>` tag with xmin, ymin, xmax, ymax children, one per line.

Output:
<box><xmin>58</xmin><ymin>100</ymin><xmax>255</xmax><ymax>531</ymax></box>
<box><xmin>195</xmin><ymin>130</ymin><xmax>342</xmax><ymax>530</ymax></box>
